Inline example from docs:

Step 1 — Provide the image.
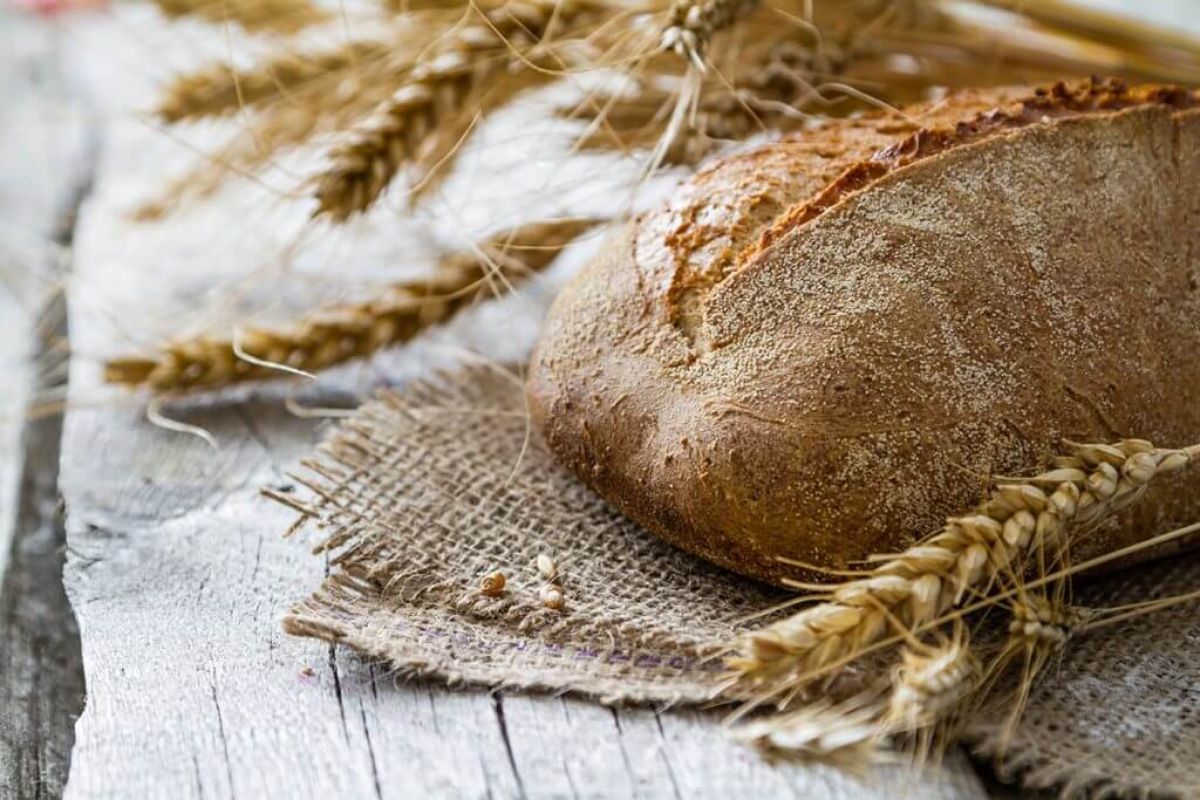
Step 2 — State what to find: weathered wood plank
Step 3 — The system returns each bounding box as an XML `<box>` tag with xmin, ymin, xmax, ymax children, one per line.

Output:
<box><xmin>59</xmin><ymin>381</ymin><xmax>989</xmax><ymax>798</ymax></box>
<box><xmin>0</xmin><ymin>11</ymin><xmax>93</xmax><ymax>799</ymax></box>
<box><xmin>0</xmin><ymin>293</ymin><xmax>86</xmax><ymax>800</ymax></box>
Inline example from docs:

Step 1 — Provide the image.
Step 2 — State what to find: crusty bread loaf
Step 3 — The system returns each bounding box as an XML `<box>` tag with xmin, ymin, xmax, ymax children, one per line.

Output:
<box><xmin>528</xmin><ymin>79</ymin><xmax>1200</xmax><ymax>585</ymax></box>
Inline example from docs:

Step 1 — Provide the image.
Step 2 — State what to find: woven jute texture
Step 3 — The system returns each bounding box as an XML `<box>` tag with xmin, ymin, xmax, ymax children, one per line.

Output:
<box><xmin>281</xmin><ymin>364</ymin><xmax>781</xmax><ymax>704</ymax></box>
<box><xmin>282</xmin><ymin>363</ymin><xmax>1200</xmax><ymax>796</ymax></box>
<box><xmin>964</xmin><ymin>551</ymin><xmax>1200</xmax><ymax>799</ymax></box>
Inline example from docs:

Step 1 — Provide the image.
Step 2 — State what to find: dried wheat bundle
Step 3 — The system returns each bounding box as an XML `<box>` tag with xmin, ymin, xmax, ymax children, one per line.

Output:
<box><xmin>149</xmin><ymin>0</ymin><xmax>326</xmax><ymax>33</ymax></box>
<box><xmin>137</xmin><ymin>0</ymin><xmax>1200</xmax><ymax>224</ymax></box>
<box><xmin>310</xmin><ymin>0</ymin><xmax>606</xmax><ymax>221</ymax></box>
<box><xmin>155</xmin><ymin>41</ymin><xmax>388</xmax><ymax>124</ymax></box>
<box><xmin>106</xmin><ymin>218</ymin><xmax>596</xmax><ymax>391</ymax></box>
<box><xmin>137</xmin><ymin>40</ymin><xmax>427</xmax><ymax>219</ymax></box>
<box><xmin>140</xmin><ymin>0</ymin><xmax>611</xmax><ymax>221</ymax></box>
<box><xmin>129</xmin><ymin>0</ymin><xmax>1200</xmax><ymax>220</ymax></box>
<box><xmin>727</xmin><ymin>439</ymin><xmax>1200</xmax><ymax>762</ymax></box>
<box><xmin>116</xmin><ymin>0</ymin><xmax>1200</xmax><ymax>392</ymax></box>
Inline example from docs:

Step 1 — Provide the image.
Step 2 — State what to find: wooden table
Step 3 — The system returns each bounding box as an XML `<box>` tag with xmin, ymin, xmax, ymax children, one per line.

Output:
<box><xmin>3</xmin><ymin>2</ymin><xmax>1185</xmax><ymax>796</ymax></box>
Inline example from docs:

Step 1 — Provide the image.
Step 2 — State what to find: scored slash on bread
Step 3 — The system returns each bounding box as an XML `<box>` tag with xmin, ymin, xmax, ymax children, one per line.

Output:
<box><xmin>527</xmin><ymin>77</ymin><xmax>1200</xmax><ymax>585</ymax></box>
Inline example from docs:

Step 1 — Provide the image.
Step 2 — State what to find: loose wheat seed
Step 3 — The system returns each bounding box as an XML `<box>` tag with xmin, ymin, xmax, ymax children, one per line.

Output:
<box><xmin>539</xmin><ymin>584</ymin><xmax>565</xmax><ymax>610</ymax></box>
<box><xmin>536</xmin><ymin>553</ymin><xmax>558</xmax><ymax>580</ymax></box>
<box><xmin>480</xmin><ymin>571</ymin><xmax>506</xmax><ymax>597</ymax></box>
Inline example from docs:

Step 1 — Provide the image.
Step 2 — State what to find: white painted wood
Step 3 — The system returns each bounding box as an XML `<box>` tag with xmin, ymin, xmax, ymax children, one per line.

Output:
<box><xmin>49</xmin><ymin>8</ymin><xmax>996</xmax><ymax>800</ymax></box>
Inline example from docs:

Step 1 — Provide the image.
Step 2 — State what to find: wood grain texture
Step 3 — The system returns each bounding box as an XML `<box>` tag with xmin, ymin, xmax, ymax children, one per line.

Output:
<box><xmin>46</xmin><ymin>8</ymin><xmax>995</xmax><ymax>800</ymax></box>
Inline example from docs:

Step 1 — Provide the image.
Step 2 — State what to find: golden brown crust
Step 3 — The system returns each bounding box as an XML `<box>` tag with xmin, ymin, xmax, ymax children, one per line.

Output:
<box><xmin>528</xmin><ymin>79</ymin><xmax>1200</xmax><ymax>584</ymax></box>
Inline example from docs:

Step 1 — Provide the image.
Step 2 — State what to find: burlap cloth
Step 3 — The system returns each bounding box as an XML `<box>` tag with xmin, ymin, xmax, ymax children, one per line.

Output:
<box><xmin>280</xmin><ymin>363</ymin><xmax>1200</xmax><ymax>798</ymax></box>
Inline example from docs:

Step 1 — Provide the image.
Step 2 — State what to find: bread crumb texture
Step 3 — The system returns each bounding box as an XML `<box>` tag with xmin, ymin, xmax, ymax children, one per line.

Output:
<box><xmin>528</xmin><ymin>79</ymin><xmax>1200</xmax><ymax>584</ymax></box>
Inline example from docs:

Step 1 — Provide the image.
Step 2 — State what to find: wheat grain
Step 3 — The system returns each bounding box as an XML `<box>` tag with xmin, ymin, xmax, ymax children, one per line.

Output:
<box><xmin>734</xmin><ymin>638</ymin><xmax>977</xmax><ymax>764</ymax></box>
<box><xmin>312</xmin><ymin>0</ymin><xmax>599</xmax><ymax>221</ymax></box>
<box><xmin>536</xmin><ymin>554</ymin><xmax>558</xmax><ymax>580</ymax></box>
<box><xmin>150</xmin><ymin>0</ymin><xmax>326</xmax><ymax>33</ymax></box>
<box><xmin>539</xmin><ymin>584</ymin><xmax>565</xmax><ymax>610</ymax></box>
<box><xmin>983</xmin><ymin>572</ymin><xmax>1200</xmax><ymax>753</ymax></box>
<box><xmin>480</xmin><ymin>571</ymin><xmax>507</xmax><ymax>596</ymax></box>
<box><xmin>105</xmin><ymin>218</ymin><xmax>597</xmax><ymax>392</ymax></box>
<box><xmin>878</xmin><ymin>631</ymin><xmax>981</xmax><ymax>766</ymax></box>
<box><xmin>885</xmin><ymin>636</ymin><xmax>979</xmax><ymax>735</ymax></box>
<box><xmin>978</xmin><ymin>588</ymin><xmax>1097</xmax><ymax>749</ymax></box>
<box><xmin>1007</xmin><ymin>593</ymin><xmax>1093</xmax><ymax>654</ymax></box>
<box><xmin>156</xmin><ymin>42</ymin><xmax>386</xmax><ymax>123</ymax></box>
<box><xmin>728</xmin><ymin>439</ymin><xmax>1199</xmax><ymax>694</ymax></box>
<box><xmin>311</xmin><ymin>53</ymin><xmax>496</xmax><ymax>221</ymax></box>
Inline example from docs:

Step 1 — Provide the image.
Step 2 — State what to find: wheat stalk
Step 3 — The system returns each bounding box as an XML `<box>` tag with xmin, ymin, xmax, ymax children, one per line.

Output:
<box><xmin>312</xmin><ymin>0</ymin><xmax>599</xmax><ymax>221</ymax></box>
<box><xmin>150</xmin><ymin>0</ymin><xmax>327</xmax><ymax>33</ymax></box>
<box><xmin>156</xmin><ymin>41</ymin><xmax>386</xmax><ymax>124</ymax></box>
<box><xmin>311</xmin><ymin>52</ymin><xmax>499</xmax><ymax>221</ymax></box>
<box><xmin>729</xmin><ymin>439</ymin><xmax>1199</xmax><ymax>694</ymax></box>
<box><xmin>139</xmin><ymin>0</ymin><xmax>1200</xmax><ymax>220</ymax></box>
<box><xmin>105</xmin><ymin>218</ymin><xmax>596</xmax><ymax>392</ymax></box>
<box><xmin>976</xmin><ymin>586</ymin><xmax>1106</xmax><ymax>747</ymax></box>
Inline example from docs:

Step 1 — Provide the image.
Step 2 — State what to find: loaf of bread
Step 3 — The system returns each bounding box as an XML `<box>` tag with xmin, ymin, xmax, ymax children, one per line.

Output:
<box><xmin>527</xmin><ymin>79</ymin><xmax>1200</xmax><ymax>585</ymax></box>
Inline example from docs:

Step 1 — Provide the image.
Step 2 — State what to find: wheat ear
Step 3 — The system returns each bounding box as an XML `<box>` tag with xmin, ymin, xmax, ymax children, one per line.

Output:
<box><xmin>312</xmin><ymin>0</ymin><xmax>597</xmax><ymax>221</ymax></box>
<box><xmin>729</xmin><ymin>439</ymin><xmax>1199</xmax><ymax>692</ymax></box>
<box><xmin>156</xmin><ymin>42</ymin><xmax>385</xmax><ymax>124</ymax></box>
<box><xmin>660</xmin><ymin>0</ymin><xmax>760</xmax><ymax>68</ymax></box>
<box><xmin>149</xmin><ymin>0</ymin><xmax>327</xmax><ymax>33</ymax></box>
<box><xmin>882</xmin><ymin>631</ymin><xmax>982</xmax><ymax>767</ymax></box>
<box><xmin>738</xmin><ymin>630</ymin><xmax>980</xmax><ymax>764</ymax></box>
<box><xmin>104</xmin><ymin>218</ymin><xmax>596</xmax><ymax>392</ymax></box>
<box><xmin>734</xmin><ymin>692</ymin><xmax>887</xmax><ymax>767</ymax></box>
<box><xmin>741</xmin><ymin>568</ymin><xmax>1200</xmax><ymax>763</ymax></box>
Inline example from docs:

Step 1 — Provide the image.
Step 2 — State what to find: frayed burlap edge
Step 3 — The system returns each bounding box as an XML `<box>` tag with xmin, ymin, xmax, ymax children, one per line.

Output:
<box><xmin>284</xmin><ymin>573</ymin><xmax>734</xmax><ymax>705</ymax></box>
<box><xmin>274</xmin><ymin>363</ymin><xmax>787</xmax><ymax>706</ymax></box>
